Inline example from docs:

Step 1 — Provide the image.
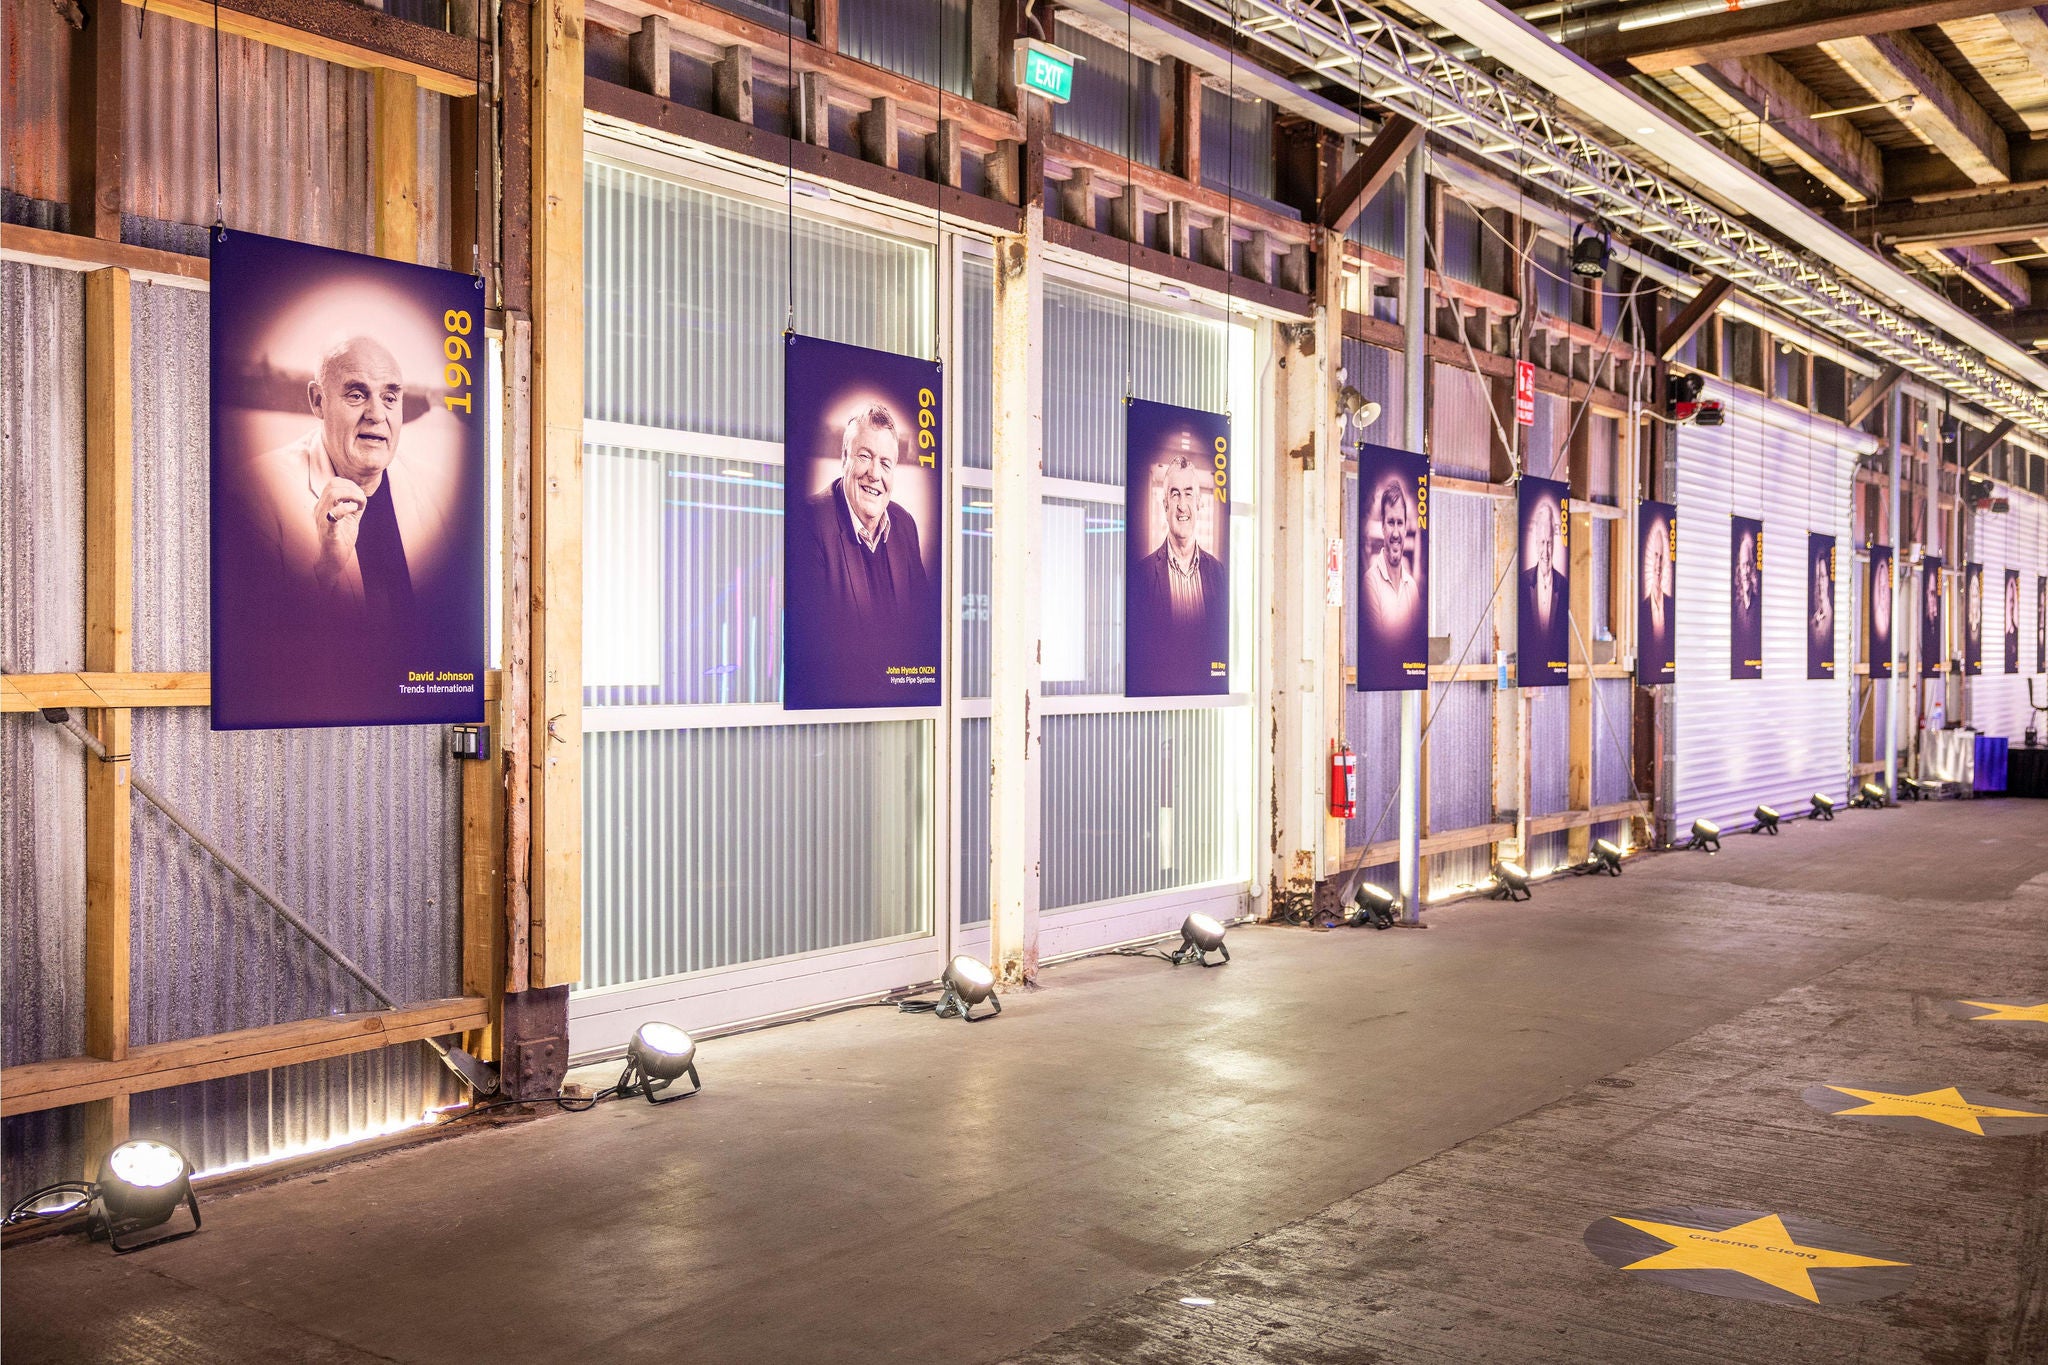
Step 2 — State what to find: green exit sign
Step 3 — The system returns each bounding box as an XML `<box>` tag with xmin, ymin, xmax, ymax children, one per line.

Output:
<box><xmin>1016</xmin><ymin>40</ymin><xmax>1078</xmax><ymax>105</ymax></box>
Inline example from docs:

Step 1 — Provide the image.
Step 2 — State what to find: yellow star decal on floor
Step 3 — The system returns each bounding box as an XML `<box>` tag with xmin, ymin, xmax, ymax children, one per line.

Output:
<box><xmin>1958</xmin><ymin>999</ymin><xmax>2048</xmax><ymax>1023</ymax></box>
<box><xmin>1822</xmin><ymin>1085</ymin><xmax>2048</xmax><ymax>1135</ymax></box>
<box><xmin>1611</xmin><ymin>1214</ymin><xmax>1908</xmax><ymax>1304</ymax></box>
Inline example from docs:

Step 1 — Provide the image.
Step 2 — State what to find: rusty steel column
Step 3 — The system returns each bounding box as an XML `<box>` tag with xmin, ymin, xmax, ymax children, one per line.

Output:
<box><xmin>988</xmin><ymin>202</ymin><xmax>1045</xmax><ymax>984</ymax></box>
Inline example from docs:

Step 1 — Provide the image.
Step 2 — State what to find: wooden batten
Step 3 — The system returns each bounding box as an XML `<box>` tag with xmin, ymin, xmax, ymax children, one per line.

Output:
<box><xmin>374</xmin><ymin>69</ymin><xmax>422</xmax><ymax>264</ymax></box>
<box><xmin>117</xmin><ymin>0</ymin><xmax>482</xmax><ymax>95</ymax></box>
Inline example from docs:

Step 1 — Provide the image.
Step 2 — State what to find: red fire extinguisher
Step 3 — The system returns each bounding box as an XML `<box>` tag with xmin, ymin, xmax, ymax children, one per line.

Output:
<box><xmin>1330</xmin><ymin>743</ymin><xmax>1358</xmax><ymax>820</ymax></box>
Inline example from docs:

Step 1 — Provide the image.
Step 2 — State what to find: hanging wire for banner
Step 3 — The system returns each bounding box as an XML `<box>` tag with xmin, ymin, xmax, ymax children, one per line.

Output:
<box><xmin>1122</xmin><ymin>0</ymin><xmax>1135</xmax><ymax>402</ymax></box>
<box><xmin>929</xmin><ymin>1</ymin><xmax>942</xmax><ymax>363</ymax></box>
<box><xmin>472</xmin><ymin>0</ymin><xmax>486</xmax><ymax>287</ymax></box>
<box><xmin>784</xmin><ymin>9</ymin><xmax>797</xmax><ymax>338</ymax></box>
<box><xmin>211</xmin><ymin>0</ymin><xmax>225</xmax><ymax>238</ymax></box>
<box><xmin>1222</xmin><ymin>3</ymin><xmax>1239</xmax><ymax>349</ymax></box>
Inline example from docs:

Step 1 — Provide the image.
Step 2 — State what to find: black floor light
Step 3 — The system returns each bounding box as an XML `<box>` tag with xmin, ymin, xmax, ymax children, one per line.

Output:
<box><xmin>1488</xmin><ymin>861</ymin><xmax>1532</xmax><ymax>901</ymax></box>
<box><xmin>1170</xmin><ymin>914</ymin><xmax>1230</xmax><ymax>966</ymax></box>
<box><xmin>1685</xmin><ymin>819</ymin><xmax>1721</xmax><ymax>852</ymax></box>
<box><xmin>1810</xmin><ymin>793</ymin><xmax>1836</xmax><ymax>821</ymax></box>
<box><xmin>92</xmin><ymin>1140</ymin><xmax>202</xmax><ymax>1253</ymax></box>
<box><xmin>1588</xmin><ymin>838</ymin><xmax>1624</xmax><ymax>875</ymax></box>
<box><xmin>1752</xmin><ymin>805</ymin><xmax>1780</xmax><ymax>834</ymax></box>
<box><xmin>1350</xmin><ymin>883</ymin><xmax>1400</xmax><ymax>929</ymax></box>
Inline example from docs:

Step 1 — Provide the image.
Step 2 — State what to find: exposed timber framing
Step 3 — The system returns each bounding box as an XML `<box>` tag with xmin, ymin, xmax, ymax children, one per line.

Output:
<box><xmin>1658</xmin><ymin>278</ymin><xmax>1735</xmax><ymax>362</ymax></box>
<box><xmin>1820</xmin><ymin>30</ymin><xmax>2009</xmax><ymax>186</ymax></box>
<box><xmin>1675</xmin><ymin>56</ymin><xmax>1882</xmax><ymax>204</ymax></box>
<box><xmin>1866</xmin><ymin>185</ymin><xmax>2048</xmax><ymax>249</ymax></box>
<box><xmin>1320</xmin><ymin>115</ymin><xmax>1423</xmax><ymax>234</ymax></box>
<box><xmin>1591</xmin><ymin>1</ymin><xmax>2019</xmax><ymax>74</ymax></box>
<box><xmin>1849</xmin><ymin>364</ymin><xmax>1907</xmax><ymax>427</ymax></box>
<box><xmin>1962</xmin><ymin>418</ymin><xmax>2015</xmax><ymax>470</ymax></box>
<box><xmin>115</xmin><ymin>0</ymin><xmax>482</xmax><ymax>95</ymax></box>
<box><xmin>70</xmin><ymin>0</ymin><xmax>125</xmax><ymax>242</ymax></box>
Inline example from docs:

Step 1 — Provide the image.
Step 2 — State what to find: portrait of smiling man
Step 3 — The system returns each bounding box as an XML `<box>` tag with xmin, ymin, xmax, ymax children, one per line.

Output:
<box><xmin>1129</xmin><ymin>454</ymin><xmax>1228</xmax><ymax>695</ymax></box>
<box><xmin>797</xmin><ymin>402</ymin><xmax>932</xmax><ymax>660</ymax></box>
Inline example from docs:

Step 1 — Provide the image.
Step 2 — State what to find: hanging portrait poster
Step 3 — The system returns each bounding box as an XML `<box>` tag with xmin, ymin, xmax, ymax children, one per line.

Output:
<box><xmin>1807</xmin><ymin>533</ymin><xmax>1836</xmax><ymax>680</ymax></box>
<box><xmin>1730</xmin><ymin>516</ymin><xmax>1764</xmax><ymax>681</ymax></box>
<box><xmin>1517</xmin><ymin>476</ymin><xmax>1570</xmax><ymax>687</ymax></box>
<box><xmin>1355</xmin><ymin>442</ymin><xmax>1429</xmax><ymax>692</ymax></box>
<box><xmin>783</xmin><ymin>334</ymin><xmax>943</xmax><ymax>710</ymax></box>
<box><xmin>1638</xmin><ymin>500</ymin><xmax>1676</xmax><ymax>684</ymax></box>
<box><xmin>2005</xmin><ymin>571</ymin><xmax>2021</xmax><ymax>675</ymax></box>
<box><xmin>1868</xmin><ymin>546</ymin><xmax>1894</xmax><ymax>681</ymax></box>
<box><xmin>1963</xmin><ymin>562</ymin><xmax>1984</xmax><ymax>676</ymax></box>
<box><xmin>209</xmin><ymin>231</ymin><xmax>486</xmax><ymax>730</ymax></box>
<box><xmin>1126</xmin><ymin>398</ymin><xmax>1231</xmax><ymax>698</ymax></box>
<box><xmin>2037</xmin><ymin>575</ymin><xmax>2046</xmax><ymax>674</ymax></box>
<box><xmin>1921</xmin><ymin>556</ymin><xmax>1944</xmax><ymax>679</ymax></box>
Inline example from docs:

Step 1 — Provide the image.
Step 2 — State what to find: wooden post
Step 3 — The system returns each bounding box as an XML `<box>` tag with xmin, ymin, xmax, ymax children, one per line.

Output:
<box><xmin>501</xmin><ymin>316</ymin><xmax>533</xmax><ymax>998</ymax></box>
<box><xmin>629</xmin><ymin>15</ymin><xmax>671</xmax><ymax>100</ymax></box>
<box><xmin>528</xmin><ymin>0</ymin><xmax>583</xmax><ymax>991</ymax></box>
<box><xmin>1162</xmin><ymin>58</ymin><xmax>1201</xmax><ymax>184</ymax></box>
<box><xmin>82</xmin><ymin>266</ymin><xmax>133</xmax><ymax>1177</ymax></box>
<box><xmin>374</xmin><ymin>69</ymin><xmax>421</xmax><ymax>263</ymax></box>
<box><xmin>70</xmin><ymin>0</ymin><xmax>125</xmax><ymax>242</ymax></box>
<box><xmin>860</xmin><ymin>96</ymin><xmax>899</xmax><ymax>170</ymax></box>
<box><xmin>713</xmin><ymin>44</ymin><xmax>753</xmax><ymax>124</ymax></box>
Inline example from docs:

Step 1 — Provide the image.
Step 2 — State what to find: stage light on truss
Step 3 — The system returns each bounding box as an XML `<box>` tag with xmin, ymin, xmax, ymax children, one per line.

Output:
<box><xmin>1810</xmin><ymin>793</ymin><xmax>1836</xmax><ymax>821</ymax></box>
<box><xmin>1488</xmin><ymin>861</ymin><xmax>1532</xmax><ymax>901</ymax></box>
<box><xmin>1752</xmin><ymin>805</ymin><xmax>1780</xmax><ymax>835</ymax></box>
<box><xmin>937</xmin><ymin>955</ymin><xmax>1003</xmax><ymax>1020</ymax></box>
<box><xmin>92</xmin><ymin>1140</ymin><xmax>201</xmax><ymax>1253</ymax></box>
<box><xmin>1170</xmin><ymin>914</ymin><xmax>1231</xmax><ymax>967</ymax></box>
<box><xmin>1571</xmin><ymin>224</ymin><xmax>1611</xmax><ymax>278</ymax></box>
<box><xmin>1350</xmin><ymin>882</ymin><xmax>1400</xmax><ymax>929</ymax></box>
<box><xmin>1685</xmin><ymin>818</ymin><xmax>1721</xmax><ymax>852</ymax></box>
<box><xmin>616</xmin><ymin>1021</ymin><xmax>702</xmax><ymax>1104</ymax></box>
<box><xmin>1589</xmin><ymin>839</ymin><xmax>1624</xmax><ymax>875</ymax></box>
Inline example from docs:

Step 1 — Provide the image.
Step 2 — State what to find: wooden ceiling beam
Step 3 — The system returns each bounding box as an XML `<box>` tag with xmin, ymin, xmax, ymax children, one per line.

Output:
<box><xmin>1675</xmin><ymin>55</ymin><xmax>1883</xmax><ymax>203</ymax></box>
<box><xmin>1591</xmin><ymin>1</ymin><xmax>2018</xmax><ymax>74</ymax></box>
<box><xmin>1821</xmin><ymin>29</ymin><xmax>2010</xmax><ymax>186</ymax></box>
<box><xmin>1862</xmin><ymin>183</ymin><xmax>2048</xmax><ymax>247</ymax></box>
<box><xmin>1320</xmin><ymin>115</ymin><xmax>1422</xmax><ymax>235</ymax></box>
<box><xmin>1656</xmin><ymin>277</ymin><xmax>1734</xmax><ymax>361</ymax></box>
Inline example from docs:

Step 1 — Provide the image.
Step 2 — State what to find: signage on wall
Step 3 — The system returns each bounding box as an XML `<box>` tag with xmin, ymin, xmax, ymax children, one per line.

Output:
<box><xmin>1356</xmin><ymin>443</ymin><xmax>1430</xmax><ymax>692</ymax></box>
<box><xmin>1868</xmin><ymin>546</ymin><xmax>1894</xmax><ymax>681</ymax></box>
<box><xmin>1513</xmin><ymin>360</ymin><xmax>1536</xmax><ymax>427</ymax></box>
<box><xmin>782</xmin><ymin>334</ymin><xmax>944</xmax><ymax>710</ymax></box>
<box><xmin>1637</xmin><ymin>501</ymin><xmax>1675</xmax><ymax>684</ymax></box>
<box><xmin>209</xmin><ymin>231</ymin><xmax>487</xmax><ymax>730</ymax></box>
<box><xmin>1517</xmin><ymin>476</ymin><xmax>1570</xmax><ymax>687</ymax></box>
<box><xmin>1125</xmin><ymin>398</ymin><xmax>1231</xmax><ymax>699</ymax></box>
<box><xmin>1962</xmin><ymin>562</ymin><xmax>1984</xmax><ymax>676</ymax></box>
<box><xmin>1014</xmin><ymin>39</ymin><xmax>1079</xmax><ymax>105</ymax></box>
<box><xmin>1730</xmin><ymin>516</ymin><xmax>1763</xmax><ymax>680</ymax></box>
<box><xmin>1807</xmin><ymin>533</ymin><xmax>1836</xmax><ymax>681</ymax></box>
<box><xmin>1921</xmin><ymin>556</ymin><xmax>1944</xmax><ymax>679</ymax></box>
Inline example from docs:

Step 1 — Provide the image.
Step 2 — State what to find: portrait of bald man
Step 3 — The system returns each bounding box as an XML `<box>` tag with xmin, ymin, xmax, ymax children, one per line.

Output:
<box><xmin>1522</xmin><ymin>499</ymin><xmax>1564</xmax><ymax>634</ymax></box>
<box><xmin>232</xmin><ymin>335</ymin><xmax>464</xmax><ymax>625</ymax></box>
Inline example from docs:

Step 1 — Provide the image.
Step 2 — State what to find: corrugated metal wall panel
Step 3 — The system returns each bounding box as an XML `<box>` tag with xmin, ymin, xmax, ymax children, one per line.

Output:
<box><xmin>1592</xmin><ymin>678</ymin><xmax>1637</xmax><ymax>806</ymax></box>
<box><xmin>1200</xmin><ymin>87</ymin><xmax>1279</xmax><ymax>205</ymax></box>
<box><xmin>584</xmin><ymin>160</ymin><xmax>934</xmax><ymax>437</ymax></box>
<box><xmin>1968</xmin><ymin>494</ymin><xmax>2048</xmax><ymax>739</ymax></box>
<box><xmin>958</xmin><ymin>716</ymin><xmax>990</xmax><ymax>925</ymax></box>
<box><xmin>1590</xmin><ymin>516</ymin><xmax>1613</xmax><ymax>639</ymax></box>
<box><xmin>1432</xmin><ymin>490</ymin><xmax>1495</xmax><ymax>663</ymax></box>
<box><xmin>1</xmin><ymin>716</ymin><xmax>85</xmax><ymax>1070</ymax></box>
<box><xmin>581</xmin><ymin>721</ymin><xmax>935</xmax><ymax>988</ymax></box>
<box><xmin>1430</xmin><ymin>843</ymin><xmax>1494</xmax><ymax>894</ymax></box>
<box><xmin>0</xmin><ymin>0</ymin><xmax>72</xmax><ymax>212</ymax></box>
<box><xmin>124</xmin><ymin>19</ymin><xmax>373</xmax><ymax>254</ymax></box>
<box><xmin>1527</xmin><ymin>830</ymin><xmax>1570</xmax><ymax>877</ymax></box>
<box><xmin>839</xmin><ymin>0</ymin><xmax>970</xmax><ymax>96</ymax></box>
<box><xmin>131</xmin><ymin>280</ymin><xmax>212</xmax><ymax>671</ymax></box>
<box><xmin>1440</xmin><ymin>197</ymin><xmax>1484</xmax><ymax>286</ymax></box>
<box><xmin>128</xmin><ymin>711</ymin><xmax>464</xmax><ymax>1043</ymax></box>
<box><xmin>1053</xmin><ymin>25</ymin><xmax>1160</xmax><ymax>171</ymax></box>
<box><xmin>1040</xmin><ymin>495</ymin><xmax>1129</xmax><ymax>696</ymax></box>
<box><xmin>1341</xmin><ymin>338</ymin><xmax>1404</xmax><ymax>452</ymax></box>
<box><xmin>1346</xmin><ymin>688</ymin><xmax>1402</xmax><ymax>849</ymax></box>
<box><xmin>1428</xmin><ymin>683</ymin><xmax>1493</xmax><ymax>832</ymax></box>
<box><xmin>1</xmin><ymin>263</ymin><xmax>85</xmax><ymax>674</ymax></box>
<box><xmin>1041</xmin><ymin>278</ymin><xmax>1228</xmax><ymax>485</ymax></box>
<box><xmin>1430</xmin><ymin>362</ymin><xmax>1491</xmax><ymax>480</ymax></box>
<box><xmin>1527</xmin><ymin>685</ymin><xmax>1570</xmax><ymax>815</ymax></box>
<box><xmin>961</xmin><ymin>258</ymin><xmax>993</xmax><ymax>469</ymax></box>
<box><xmin>959</xmin><ymin>490</ymin><xmax>992</xmax><ymax>698</ymax></box>
<box><xmin>1674</xmin><ymin>394</ymin><xmax>1860</xmax><ymax>829</ymax></box>
<box><xmin>1347</xmin><ymin>170</ymin><xmax>1405</xmax><ymax>261</ymax></box>
<box><xmin>1041</xmin><ymin>707</ymin><xmax>1251</xmax><ymax>910</ymax></box>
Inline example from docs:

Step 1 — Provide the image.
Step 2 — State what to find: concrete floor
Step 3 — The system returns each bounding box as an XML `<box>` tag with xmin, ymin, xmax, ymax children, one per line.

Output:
<box><xmin>5</xmin><ymin>799</ymin><xmax>2044</xmax><ymax>1364</ymax></box>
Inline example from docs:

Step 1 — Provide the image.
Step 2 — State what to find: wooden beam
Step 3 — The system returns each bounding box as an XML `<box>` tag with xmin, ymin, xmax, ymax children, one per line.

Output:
<box><xmin>1040</xmin><ymin>133</ymin><xmax>1313</xmax><ymax>246</ymax></box>
<box><xmin>1591</xmin><ymin>1</ymin><xmax>2017</xmax><ymax>74</ymax></box>
<box><xmin>1162</xmin><ymin>57</ymin><xmax>1201</xmax><ymax>185</ymax></box>
<box><xmin>1996</xmin><ymin>9</ymin><xmax>2048</xmax><ymax>135</ymax></box>
<box><xmin>713</xmin><ymin>43</ymin><xmax>754</xmax><ymax>124</ymax></box>
<box><xmin>1043</xmin><ymin>214</ymin><xmax>1314</xmax><ymax>319</ymax></box>
<box><xmin>374</xmin><ymin>70</ymin><xmax>421</xmax><ymax>263</ymax></box>
<box><xmin>1821</xmin><ymin>30</ymin><xmax>2009</xmax><ymax>185</ymax></box>
<box><xmin>116</xmin><ymin>0</ymin><xmax>483</xmax><ymax>95</ymax></box>
<box><xmin>1847</xmin><ymin>363</ymin><xmax>1905</xmax><ymax>426</ymax></box>
<box><xmin>1865</xmin><ymin>183</ymin><xmax>2048</xmax><ymax>247</ymax></box>
<box><xmin>1676</xmin><ymin>57</ymin><xmax>1883</xmax><ymax>203</ymax></box>
<box><xmin>1</xmin><ymin>998</ymin><xmax>490</xmax><ymax>1116</ymax></box>
<box><xmin>1320</xmin><ymin>115</ymin><xmax>1422</xmax><ymax>235</ymax></box>
<box><xmin>1962</xmin><ymin>417</ymin><xmax>2015</xmax><ymax>469</ymax></box>
<box><xmin>1657</xmin><ymin>278</ymin><xmax>1734</xmax><ymax>361</ymax></box>
<box><xmin>859</xmin><ymin>96</ymin><xmax>899</xmax><ymax>170</ymax></box>
<box><xmin>2</xmin><ymin>223</ymin><xmax>208</xmax><ymax>285</ymax></box>
<box><xmin>461</xmin><ymin>699</ymin><xmax>506</xmax><ymax>1063</ymax></box>
<box><xmin>1921</xmin><ymin>243</ymin><xmax>2029</xmax><ymax>308</ymax></box>
<box><xmin>629</xmin><ymin>15</ymin><xmax>672</xmax><ymax>99</ymax></box>
<box><xmin>0</xmin><ymin>671</ymin><xmax>499</xmax><ymax>712</ymax></box>
<box><xmin>70</xmin><ymin>0</ymin><xmax>125</xmax><ymax>242</ymax></box>
<box><xmin>1567</xmin><ymin>502</ymin><xmax>1595</xmax><ymax>865</ymax></box>
<box><xmin>82</xmin><ymin>267</ymin><xmax>134</xmax><ymax>1176</ymax></box>
<box><xmin>530</xmin><ymin>0</ymin><xmax>584</xmax><ymax>990</ymax></box>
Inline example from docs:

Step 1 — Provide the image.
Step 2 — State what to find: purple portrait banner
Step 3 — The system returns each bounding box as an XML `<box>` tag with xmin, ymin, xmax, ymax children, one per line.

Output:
<box><xmin>1125</xmin><ymin>398</ymin><xmax>1231</xmax><ymax>698</ymax></box>
<box><xmin>209</xmin><ymin>231</ymin><xmax>487</xmax><ymax>730</ymax></box>
<box><xmin>2038</xmin><ymin>575</ymin><xmax>2046</xmax><ymax>675</ymax></box>
<box><xmin>1730</xmin><ymin>516</ymin><xmax>1763</xmax><ymax>681</ymax></box>
<box><xmin>2004</xmin><ymin>570</ymin><xmax>2021</xmax><ymax>675</ymax></box>
<box><xmin>1921</xmin><ymin>556</ymin><xmax>1944</xmax><ymax>679</ymax></box>
<box><xmin>1517</xmin><ymin>476</ymin><xmax>1570</xmax><ymax>687</ymax></box>
<box><xmin>1868</xmin><ymin>545</ymin><xmax>1894</xmax><ymax>681</ymax></box>
<box><xmin>1355</xmin><ymin>442</ymin><xmax>1429</xmax><ymax>692</ymax></box>
<box><xmin>1638</xmin><ymin>500</ymin><xmax>1676</xmax><ymax>684</ymax></box>
<box><xmin>1807</xmin><ymin>534</ymin><xmax>1836</xmax><ymax>681</ymax></box>
<box><xmin>782</xmin><ymin>335</ymin><xmax>943</xmax><ymax>710</ymax></box>
<box><xmin>1962</xmin><ymin>562</ymin><xmax>1984</xmax><ymax>675</ymax></box>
